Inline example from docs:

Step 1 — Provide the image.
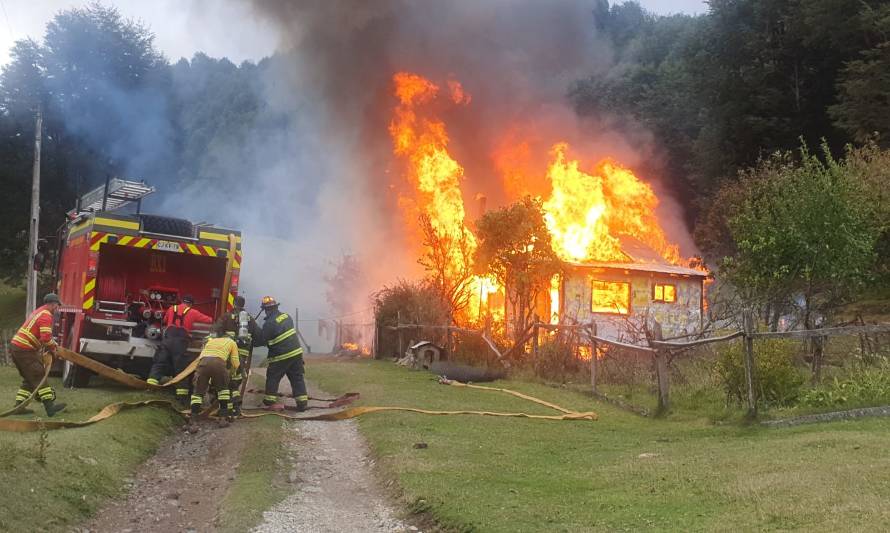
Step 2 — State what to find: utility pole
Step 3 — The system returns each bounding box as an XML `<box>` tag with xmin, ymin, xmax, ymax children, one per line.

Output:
<box><xmin>26</xmin><ymin>106</ymin><xmax>43</xmax><ymax>314</ymax></box>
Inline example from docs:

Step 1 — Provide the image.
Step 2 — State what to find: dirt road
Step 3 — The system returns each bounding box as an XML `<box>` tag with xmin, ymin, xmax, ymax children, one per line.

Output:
<box><xmin>253</xmin><ymin>418</ymin><xmax>410</xmax><ymax>533</ymax></box>
<box><xmin>82</xmin><ymin>371</ymin><xmax>411</xmax><ymax>532</ymax></box>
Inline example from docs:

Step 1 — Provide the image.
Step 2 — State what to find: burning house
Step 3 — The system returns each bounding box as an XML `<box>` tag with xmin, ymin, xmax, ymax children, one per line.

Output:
<box><xmin>555</xmin><ymin>236</ymin><xmax>707</xmax><ymax>338</ymax></box>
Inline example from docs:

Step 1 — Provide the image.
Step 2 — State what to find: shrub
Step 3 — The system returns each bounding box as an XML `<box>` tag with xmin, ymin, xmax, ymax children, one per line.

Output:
<box><xmin>800</xmin><ymin>365</ymin><xmax>890</xmax><ymax>408</ymax></box>
<box><xmin>716</xmin><ymin>339</ymin><xmax>804</xmax><ymax>407</ymax></box>
<box><xmin>532</xmin><ymin>338</ymin><xmax>585</xmax><ymax>383</ymax></box>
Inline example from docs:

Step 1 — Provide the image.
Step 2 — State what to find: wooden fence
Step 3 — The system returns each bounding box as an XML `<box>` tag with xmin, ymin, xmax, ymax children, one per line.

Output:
<box><xmin>379</xmin><ymin>313</ymin><xmax>890</xmax><ymax>419</ymax></box>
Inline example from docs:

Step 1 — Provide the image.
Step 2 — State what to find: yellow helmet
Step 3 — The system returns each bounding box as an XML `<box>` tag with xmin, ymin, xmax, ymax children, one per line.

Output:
<box><xmin>260</xmin><ymin>296</ymin><xmax>279</xmax><ymax>309</ymax></box>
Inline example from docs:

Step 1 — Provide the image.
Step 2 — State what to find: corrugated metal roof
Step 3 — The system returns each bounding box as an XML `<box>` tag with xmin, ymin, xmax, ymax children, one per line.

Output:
<box><xmin>564</xmin><ymin>260</ymin><xmax>708</xmax><ymax>278</ymax></box>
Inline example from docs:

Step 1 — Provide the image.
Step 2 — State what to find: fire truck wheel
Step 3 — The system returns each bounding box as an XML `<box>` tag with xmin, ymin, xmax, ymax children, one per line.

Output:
<box><xmin>62</xmin><ymin>360</ymin><xmax>93</xmax><ymax>388</ymax></box>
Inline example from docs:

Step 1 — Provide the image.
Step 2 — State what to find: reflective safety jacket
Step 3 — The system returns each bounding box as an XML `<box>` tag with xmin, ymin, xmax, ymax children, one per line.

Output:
<box><xmin>198</xmin><ymin>337</ymin><xmax>241</xmax><ymax>372</ymax></box>
<box><xmin>259</xmin><ymin>309</ymin><xmax>303</xmax><ymax>363</ymax></box>
<box><xmin>12</xmin><ymin>304</ymin><xmax>56</xmax><ymax>351</ymax></box>
<box><xmin>164</xmin><ymin>304</ymin><xmax>213</xmax><ymax>332</ymax></box>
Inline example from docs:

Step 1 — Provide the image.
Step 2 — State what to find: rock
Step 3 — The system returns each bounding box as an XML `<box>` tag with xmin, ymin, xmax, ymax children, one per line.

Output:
<box><xmin>637</xmin><ymin>452</ymin><xmax>661</xmax><ymax>459</ymax></box>
<box><xmin>288</xmin><ymin>471</ymin><xmax>301</xmax><ymax>484</ymax></box>
<box><xmin>313</xmin><ymin>455</ymin><xmax>330</xmax><ymax>462</ymax></box>
<box><xmin>413</xmin><ymin>442</ymin><xmax>428</xmax><ymax>449</ymax></box>
<box><xmin>409</xmin><ymin>527</ymin><xmax>419</xmax><ymax>531</ymax></box>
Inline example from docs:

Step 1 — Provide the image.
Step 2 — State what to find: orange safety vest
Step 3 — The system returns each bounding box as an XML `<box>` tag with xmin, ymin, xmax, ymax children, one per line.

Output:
<box><xmin>11</xmin><ymin>305</ymin><xmax>54</xmax><ymax>351</ymax></box>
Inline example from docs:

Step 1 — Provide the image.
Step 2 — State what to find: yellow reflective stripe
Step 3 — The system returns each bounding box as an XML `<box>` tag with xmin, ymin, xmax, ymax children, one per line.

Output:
<box><xmin>117</xmin><ymin>235</ymin><xmax>134</xmax><ymax>246</ymax></box>
<box><xmin>84</xmin><ymin>278</ymin><xmax>96</xmax><ymax>295</ymax></box>
<box><xmin>267</xmin><ymin>328</ymin><xmax>296</xmax><ymax>346</ymax></box>
<box><xmin>199</xmin><ymin>231</ymin><xmax>241</xmax><ymax>243</ymax></box>
<box><xmin>267</xmin><ymin>347</ymin><xmax>303</xmax><ymax>363</ymax></box>
<box><xmin>202</xmin><ymin>246</ymin><xmax>217</xmax><ymax>256</ymax></box>
<box><xmin>39</xmin><ymin>327</ymin><xmax>52</xmax><ymax>334</ymax></box>
<box><xmin>89</xmin><ymin>232</ymin><xmax>110</xmax><ymax>251</ymax></box>
<box><xmin>83</xmin><ymin>296</ymin><xmax>94</xmax><ymax>310</ymax></box>
<box><xmin>275</xmin><ymin>313</ymin><xmax>289</xmax><ymax>323</ymax></box>
<box><xmin>95</xmin><ymin>217</ymin><xmax>140</xmax><ymax>230</ymax></box>
<box><xmin>135</xmin><ymin>238</ymin><xmax>152</xmax><ymax>248</ymax></box>
<box><xmin>227</xmin><ymin>293</ymin><xmax>235</xmax><ymax>308</ymax></box>
<box><xmin>15</xmin><ymin>329</ymin><xmax>39</xmax><ymax>345</ymax></box>
<box><xmin>26</xmin><ymin>310</ymin><xmax>50</xmax><ymax>329</ymax></box>
<box><xmin>69</xmin><ymin>219</ymin><xmax>91</xmax><ymax>235</ymax></box>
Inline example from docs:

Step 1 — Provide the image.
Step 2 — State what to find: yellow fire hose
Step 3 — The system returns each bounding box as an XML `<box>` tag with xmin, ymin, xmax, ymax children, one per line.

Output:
<box><xmin>0</xmin><ymin>347</ymin><xmax>597</xmax><ymax>432</ymax></box>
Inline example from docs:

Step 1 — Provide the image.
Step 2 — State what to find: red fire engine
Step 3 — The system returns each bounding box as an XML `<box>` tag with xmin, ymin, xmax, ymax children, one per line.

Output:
<box><xmin>54</xmin><ymin>179</ymin><xmax>242</xmax><ymax>387</ymax></box>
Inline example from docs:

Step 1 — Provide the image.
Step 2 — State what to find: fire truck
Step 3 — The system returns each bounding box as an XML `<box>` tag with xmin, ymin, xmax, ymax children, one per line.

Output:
<box><xmin>54</xmin><ymin>179</ymin><xmax>242</xmax><ymax>387</ymax></box>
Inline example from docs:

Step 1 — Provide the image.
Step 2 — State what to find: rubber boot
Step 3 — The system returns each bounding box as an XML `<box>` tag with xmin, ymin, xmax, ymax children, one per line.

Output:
<box><xmin>232</xmin><ymin>399</ymin><xmax>242</xmax><ymax>417</ymax></box>
<box><xmin>43</xmin><ymin>400</ymin><xmax>67</xmax><ymax>418</ymax></box>
<box><xmin>217</xmin><ymin>402</ymin><xmax>231</xmax><ymax>427</ymax></box>
<box><xmin>187</xmin><ymin>403</ymin><xmax>201</xmax><ymax>433</ymax></box>
<box><xmin>13</xmin><ymin>401</ymin><xmax>34</xmax><ymax>415</ymax></box>
<box><xmin>296</xmin><ymin>399</ymin><xmax>308</xmax><ymax>412</ymax></box>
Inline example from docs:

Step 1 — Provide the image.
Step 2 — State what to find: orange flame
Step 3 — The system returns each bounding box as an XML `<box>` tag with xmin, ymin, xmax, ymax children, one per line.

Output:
<box><xmin>389</xmin><ymin>72</ymin><xmax>498</xmax><ymax>321</ymax></box>
<box><xmin>542</xmin><ymin>143</ymin><xmax>679</xmax><ymax>264</ymax></box>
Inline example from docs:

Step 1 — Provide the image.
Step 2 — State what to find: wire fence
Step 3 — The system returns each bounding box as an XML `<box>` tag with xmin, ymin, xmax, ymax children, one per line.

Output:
<box><xmin>374</xmin><ymin>314</ymin><xmax>890</xmax><ymax>418</ymax></box>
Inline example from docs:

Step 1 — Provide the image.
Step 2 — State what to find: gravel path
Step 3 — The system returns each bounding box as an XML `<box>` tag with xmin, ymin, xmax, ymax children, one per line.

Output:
<box><xmin>253</xmin><ymin>418</ymin><xmax>412</xmax><ymax>533</ymax></box>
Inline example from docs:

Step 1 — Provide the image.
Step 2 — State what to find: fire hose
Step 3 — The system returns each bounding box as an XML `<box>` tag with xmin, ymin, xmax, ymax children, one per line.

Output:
<box><xmin>0</xmin><ymin>347</ymin><xmax>597</xmax><ymax>432</ymax></box>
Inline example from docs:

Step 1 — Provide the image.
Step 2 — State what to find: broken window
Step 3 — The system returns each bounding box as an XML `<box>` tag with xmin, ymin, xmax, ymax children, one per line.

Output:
<box><xmin>653</xmin><ymin>283</ymin><xmax>676</xmax><ymax>303</ymax></box>
<box><xmin>591</xmin><ymin>280</ymin><xmax>630</xmax><ymax>315</ymax></box>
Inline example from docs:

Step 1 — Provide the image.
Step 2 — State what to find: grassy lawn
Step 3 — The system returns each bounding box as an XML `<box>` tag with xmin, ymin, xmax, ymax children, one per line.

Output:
<box><xmin>0</xmin><ymin>366</ymin><xmax>180</xmax><ymax>532</ymax></box>
<box><xmin>308</xmin><ymin>358</ymin><xmax>890</xmax><ymax>532</ymax></box>
<box><xmin>0</xmin><ymin>286</ymin><xmax>26</xmax><ymax>329</ymax></box>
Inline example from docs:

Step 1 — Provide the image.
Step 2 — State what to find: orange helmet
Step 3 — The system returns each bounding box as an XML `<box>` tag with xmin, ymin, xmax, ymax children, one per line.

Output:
<box><xmin>260</xmin><ymin>296</ymin><xmax>279</xmax><ymax>309</ymax></box>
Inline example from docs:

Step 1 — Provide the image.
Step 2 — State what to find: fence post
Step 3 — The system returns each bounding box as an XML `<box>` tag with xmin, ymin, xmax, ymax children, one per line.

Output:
<box><xmin>651</xmin><ymin>320</ymin><xmax>670</xmax><ymax>416</ymax></box>
<box><xmin>743</xmin><ymin>309</ymin><xmax>757</xmax><ymax>419</ymax></box>
<box><xmin>589</xmin><ymin>322</ymin><xmax>598</xmax><ymax>395</ymax></box>
<box><xmin>396</xmin><ymin>311</ymin><xmax>404</xmax><ymax>358</ymax></box>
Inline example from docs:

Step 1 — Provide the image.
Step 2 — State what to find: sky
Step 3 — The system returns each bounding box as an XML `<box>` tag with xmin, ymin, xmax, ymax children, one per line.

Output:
<box><xmin>0</xmin><ymin>0</ymin><xmax>708</xmax><ymax>66</ymax></box>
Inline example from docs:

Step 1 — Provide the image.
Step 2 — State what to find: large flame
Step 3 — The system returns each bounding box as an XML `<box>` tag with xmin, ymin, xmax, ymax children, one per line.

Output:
<box><xmin>389</xmin><ymin>72</ymin><xmax>495</xmax><ymax>321</ymax></box>
<box><xmin>542</xmin><ymin>143</ymin><xmax>679</xmax><ymax>264</ymax></box>
<box><xmin>388</xmin><ymin>71</ymin><xmax>686</xmax><ymax>326</ymax></box>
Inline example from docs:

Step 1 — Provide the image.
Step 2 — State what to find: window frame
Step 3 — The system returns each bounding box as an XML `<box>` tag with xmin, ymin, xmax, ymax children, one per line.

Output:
<box><xmin>652</xmin><ymin>282</ymin><xmax>677</xmax><ymax>304</ymax></box>
<box><xmin>590</xmin><ymin>279</ymin><xmax>631</xmax><ymax>315</ymax></box>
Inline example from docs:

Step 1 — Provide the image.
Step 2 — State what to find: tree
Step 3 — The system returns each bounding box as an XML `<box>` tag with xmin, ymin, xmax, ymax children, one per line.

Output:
<box><xmin>475</xmin><ymin>197</ymin><xmax>561</xmax><ymax>341</ymax></box>
<box><xmin>719</xmin><ymin>143</ymin><xmax>880</xmax><ymax>333</ymax></box>
<box><xmin>416</xmin><ymin>214</ymin><xmax>476</xmax><ymax>321</ymax></box>
<box><xmin>324</xmin><ymin>253</ymin><xmax>366</xmax><ymax>317</ymax></box>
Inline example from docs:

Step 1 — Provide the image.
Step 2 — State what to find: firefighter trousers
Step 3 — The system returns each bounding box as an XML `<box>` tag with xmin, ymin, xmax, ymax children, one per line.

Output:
<box><xmin>264</xmin><ymin>356</ymin><xmax>307</xmax><ymax>405</ymax></box>
<box><xmin>148</xmin><ymin>328</ymin><xmax>192</xmax><ymax>401</ymax></box>
<box><xmin>10</xmin><ymin>347</ymin><xmax>55</xmax><ymax>404</ymax></box>
<box><xmin>191</xmin><ymin>357</ymin><xmax>231</xmax><ymax>415</ymax></box>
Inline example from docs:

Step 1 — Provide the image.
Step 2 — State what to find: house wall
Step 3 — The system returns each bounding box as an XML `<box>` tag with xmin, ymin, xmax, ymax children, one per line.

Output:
<box><xmin>561</xmin><ymin>266</ymin><xmax>703</xmax><ymax>338</ymax></box>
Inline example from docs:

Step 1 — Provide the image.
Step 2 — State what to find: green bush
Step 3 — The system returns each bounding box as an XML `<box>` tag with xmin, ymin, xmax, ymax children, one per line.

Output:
<box><xmin>716</xmin><ymin>339</ymin><xmax>804</xmax><ymax>407</ymax></box>
<box><xmin>800</xmin><ymin>366</ymin><xmax>890</xmax><ymax>408</ymax></box>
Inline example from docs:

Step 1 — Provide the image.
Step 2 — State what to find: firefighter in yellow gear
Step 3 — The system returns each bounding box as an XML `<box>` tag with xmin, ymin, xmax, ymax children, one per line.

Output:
<box><xmin>189</xmin><ymin>326</ymin><xmax>240</xmax><ymax>429</ymax></box>
<box><xmin>217</xmin><ymin>295</ymin><xmax>261</xmax><ymax>416</ymax></box>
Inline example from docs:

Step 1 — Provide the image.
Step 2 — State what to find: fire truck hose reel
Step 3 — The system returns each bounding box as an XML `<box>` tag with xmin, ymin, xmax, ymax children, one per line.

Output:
<box><xmin>0</xmin><ymin>348</ymin><xmax>598</xmax><ymax>432</ymax></box>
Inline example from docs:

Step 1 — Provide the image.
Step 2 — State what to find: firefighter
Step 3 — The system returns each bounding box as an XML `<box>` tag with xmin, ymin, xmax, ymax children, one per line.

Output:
<box><xmin>147</xmin><ymin>294</ymin><xmax>213</xmax><ymax>406</ymax></box>
<box><xmin>217</xmin><ymin>295</ymin><xmax>261</xmax><ymax>416</ymax></box>
<box><xmin>9</xmin><ymin>293</ymin><xmax>66</xmax><ymax>417</ymax></box>
<box><xmin>257</xmin><ymin>296</ymin><xmax>308</xmax><ymax>411</ymax></box>
<box><xmin>189</xmin><ymin>324</ymin><xmax>240</xmax><ymax>430</ymax></box>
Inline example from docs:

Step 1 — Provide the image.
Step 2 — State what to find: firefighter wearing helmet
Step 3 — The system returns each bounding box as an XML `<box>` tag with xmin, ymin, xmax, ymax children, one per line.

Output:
<box><xmin>216</xmin><ymin>295</ymin><xmax>261</xmax><ymax>416</ymax></box>
<box><xmin>256</xmin><ymin>296</ymin><xmax>308</xmax><ymax>411</ymax></box>
<box><xmin>8</xmin><ymin>294</ymin><xmax>67</xmax><ymax>417</ymax></box>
